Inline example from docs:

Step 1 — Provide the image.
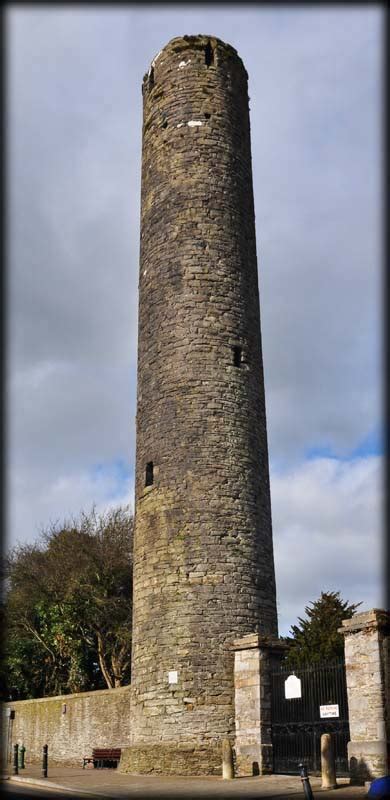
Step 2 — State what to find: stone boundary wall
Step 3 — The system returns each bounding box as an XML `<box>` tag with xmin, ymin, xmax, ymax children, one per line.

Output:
<box><xmin>2</xmin><ymin>685</ymin><xmax>131</xmax><ymax>767</ymax></box>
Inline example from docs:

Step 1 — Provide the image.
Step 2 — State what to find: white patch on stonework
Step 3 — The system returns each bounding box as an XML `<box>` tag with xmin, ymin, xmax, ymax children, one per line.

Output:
<box><xmin>178</xmin><ymin>59</ymin><xmax>191</xmax><ymax>69</ymax></box>
<box><xmin>151</xmin><ymin>49</ymin><xmax>163</xmax><ymax>68</ymax></box>
<box><xmin>143</xmin><ymin>270</ymin><xmax>147</xmax><ymax>277</ymax></box>
<box><xmin>188</xmin><ymin>120</ymin><xmax>203</xmax><ymax>127</ymax></box>
<box><xmin>176</xmin><ymin>123</ymin><xmax>185</xmax><ymax>128</ymax></box>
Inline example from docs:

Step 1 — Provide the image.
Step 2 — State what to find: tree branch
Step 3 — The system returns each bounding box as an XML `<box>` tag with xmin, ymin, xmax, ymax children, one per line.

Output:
<box><xmin>21</xmin><ymin>619</ymin><xmax>56</xmax><ymax>662</ymax></box>
<box><xmin>97</xmin><ymin>631</ymin><xmax>114</xmax><ymax>689</ymax></box>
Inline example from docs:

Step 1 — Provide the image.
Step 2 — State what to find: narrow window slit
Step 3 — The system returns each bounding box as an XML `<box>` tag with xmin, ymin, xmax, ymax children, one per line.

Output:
<box><xmin>205</xmin><ymin>41</ymin><xmax>214</xmax><ymax>67</ymax></box>
<box><xmin>145</xmin><ymin>461</ymin><xmax>154</xmax><ymax>487</ymax></box>
<box><xmin>232</xmin><ymin>346</ymin><xmax>242</xmax><ymax>367</ymax></box>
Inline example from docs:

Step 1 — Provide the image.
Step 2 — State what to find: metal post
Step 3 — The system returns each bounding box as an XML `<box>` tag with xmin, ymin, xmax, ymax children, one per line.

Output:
<box><xmin>18</xmin><ymin>745</ymin><xmax>26</xmax><ymax>769</ymax></box>
<box><xmin>42</xmin><ymin>744</ymin><xmax>48</xmax><ymax>778</ymax></box>
<box><xmin>12</xmin><ymin>744</ymin><xmax>19</xmax><ymax>775</ymax></box>
<box><xmin>299</xmin><ymin>763</ymin><xmax>314</xmax><ymax>800</ymax></box>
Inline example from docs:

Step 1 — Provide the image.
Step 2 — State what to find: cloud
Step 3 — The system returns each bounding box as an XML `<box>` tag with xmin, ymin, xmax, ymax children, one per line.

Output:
<box><xmin>7</xmin><ymin>458</ymin><xmax>134</xmax><ymax>550</ymax></box>
<box><xmin>6</xmin><ymin>7</ymin><xmax>383</xmax><ymax>624</ymax></box>
<box><xmin>271</xmin><ymin>454</ymin><xmax>383</xmax><ymax>635</ymax></box>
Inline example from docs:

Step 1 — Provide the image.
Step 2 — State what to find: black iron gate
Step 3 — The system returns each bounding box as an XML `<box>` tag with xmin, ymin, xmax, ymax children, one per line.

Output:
<box><xmin>271</xmin><ymin>658</ymin><xmax>350</xmax><ymax>775</ymax></box>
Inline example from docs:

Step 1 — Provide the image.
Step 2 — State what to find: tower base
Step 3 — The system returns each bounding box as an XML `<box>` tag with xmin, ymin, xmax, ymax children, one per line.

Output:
<box><xmin>119</xmin><ymin>741</ymin><xmax>222</xmax><ymax>776</ymax></box>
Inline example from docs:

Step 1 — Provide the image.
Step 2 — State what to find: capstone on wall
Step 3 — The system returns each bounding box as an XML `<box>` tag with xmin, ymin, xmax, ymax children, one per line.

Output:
<box><xmin>2</xmin><ymin>686</ymin><xmax>131</xmax><ymax>767</ymax></box>
<box><xmin>127</xmin><ymin>34</ymin><xmax>278</xmax><ymax>775</ymax></box>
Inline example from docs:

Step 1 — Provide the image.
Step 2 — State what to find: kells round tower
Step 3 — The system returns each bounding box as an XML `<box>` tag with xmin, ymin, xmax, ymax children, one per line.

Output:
<box><xmin>126</xmin><ymin>35</ymin><xmax>278</xmax><ymax>775</ymax></box>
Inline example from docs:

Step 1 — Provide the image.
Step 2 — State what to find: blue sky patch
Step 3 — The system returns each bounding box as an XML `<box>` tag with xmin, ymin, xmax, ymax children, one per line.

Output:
<box><xmin>305</xmin><ymin>427</ymin><xmax>383</xmax><ymax>463</ymax></box>
<box><xmin>89</xmin><ymin>459</ymin><xmax>133</xmax><ymax>500</ymax></box>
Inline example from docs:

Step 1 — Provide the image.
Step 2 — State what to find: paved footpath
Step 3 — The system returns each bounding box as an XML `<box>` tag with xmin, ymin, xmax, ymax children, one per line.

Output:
<box><xmin>2</xmin><ymin>765</ymin><xmax>369</xmax><ymax>800</ymax></box>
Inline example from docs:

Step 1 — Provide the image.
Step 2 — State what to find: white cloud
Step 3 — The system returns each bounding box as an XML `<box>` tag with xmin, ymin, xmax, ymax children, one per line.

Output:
<box><xmin>7</xmin><ymin>461</ymin><xmax>134</xmax><ymax>550</ymax></box>
<box><xmin>5</xmin><ymin>7</ymin><xmax>383</xmax><ymax>623</ymax></box>
<box><xmin>271</xmin><ymin>455</ymin><xmax>383</xmax><ymax>635</ymax></box>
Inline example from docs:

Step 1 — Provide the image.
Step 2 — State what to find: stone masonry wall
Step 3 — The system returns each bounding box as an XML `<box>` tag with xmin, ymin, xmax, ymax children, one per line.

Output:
<box><xmin>2</xmin><ymin>686</ymin><xmax>131</xmax><ymax>768</ymax></box>
<box><xmin>127</xmin><ymin>34</ymin><xmax>278</xmax><ymax>774</ymax></box>
<box><xmin>233</xmin><ymin>634</ymin><xmax>286</xmax><ymax>777</ymax></box>
<box><xmin>234</xmin><ymin>641</ymin><xmax>262</xmax><ymax>776</ymax></box>
<box><xmin>120</xmin><ymin>742</ymin><xmax>222</xmax><ymax>776</ymax></box>
<box><xmin>340</xmin><ymin>610</ymin><xmax>390</xmax><ymax>781</ymax></box>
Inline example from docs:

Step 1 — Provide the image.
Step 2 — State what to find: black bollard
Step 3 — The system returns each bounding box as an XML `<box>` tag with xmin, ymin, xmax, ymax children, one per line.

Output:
<box><xmin>12</xmin><ymin>744</ymin><xmax>19</xmax><ymax>775</ymax></box>
<box><xmin>299</xmin><ymin>763</ymin><xmax>314</xmax><ymax>800</ymax></box>
<box><xmin>42</xmin><ymin>744</ymin><xmax>48</xmax><ymax>778</ymax></box>
<box><xmin>18</xmin><ymin>744</ymin><xmax>26</xmax><ymax>769</ymax></box>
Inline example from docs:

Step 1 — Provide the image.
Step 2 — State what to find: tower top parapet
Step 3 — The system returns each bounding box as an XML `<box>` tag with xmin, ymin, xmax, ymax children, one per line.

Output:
<box><xmin>142</xmin><ymin>34</ymin><xmax>247</xmax><ymax>88</ymax></box>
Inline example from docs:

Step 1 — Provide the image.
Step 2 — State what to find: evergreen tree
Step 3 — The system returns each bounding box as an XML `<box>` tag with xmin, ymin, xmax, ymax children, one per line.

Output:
<box><xmin>285</xmin><ymin>591</ymin><xmax>361</xmax><ymax>667</ymax></box>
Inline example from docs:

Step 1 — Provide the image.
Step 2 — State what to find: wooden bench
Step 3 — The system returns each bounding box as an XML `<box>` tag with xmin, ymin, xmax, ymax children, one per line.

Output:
<box><xmin>83</xmin><ymin>748</ymin><xmax>121</xmax><ymax>769</ymax></box>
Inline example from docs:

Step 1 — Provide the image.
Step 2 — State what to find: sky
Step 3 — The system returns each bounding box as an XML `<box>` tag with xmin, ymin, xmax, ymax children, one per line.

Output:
<box><xmin>6</xmin><ymin>5</ymin><xmax>384</xmax><ymax>636</ymax></box>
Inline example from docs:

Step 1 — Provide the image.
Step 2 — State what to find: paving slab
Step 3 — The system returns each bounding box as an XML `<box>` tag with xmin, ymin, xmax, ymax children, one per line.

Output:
<box><xmin>2</xmin><ymin>764</ymin><xmax>369</xmax><ymax>800</ymax></box>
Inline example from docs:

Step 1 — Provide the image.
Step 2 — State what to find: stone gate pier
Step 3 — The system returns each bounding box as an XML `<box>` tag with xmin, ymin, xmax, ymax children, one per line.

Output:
<box><xmin>339</xmin><ymin>609</ymin><xmax>390</xmax><ymax>783</ymax></box>
<box><xmin>232</xmin><ymin>633</ymin><xmax>287</xmax><ymax>776</ymax></box>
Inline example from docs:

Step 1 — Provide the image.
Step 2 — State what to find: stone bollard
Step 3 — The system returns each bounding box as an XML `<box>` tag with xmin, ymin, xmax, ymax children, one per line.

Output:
<box><xmin>321</xmin><ymin>733</ymin><xmax>337</xmax><ymax>789</ymax></box>
<box><xmin>222</xmin><ymin>738</ymin><xmax>234</xmax><ymax>779</ymax></box>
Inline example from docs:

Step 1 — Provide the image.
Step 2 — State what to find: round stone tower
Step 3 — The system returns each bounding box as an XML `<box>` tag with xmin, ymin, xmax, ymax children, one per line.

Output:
<box><xmin>125</xmin><ymin>34</ymin><xmax>278</xmax><ymax>775</ymax></box>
